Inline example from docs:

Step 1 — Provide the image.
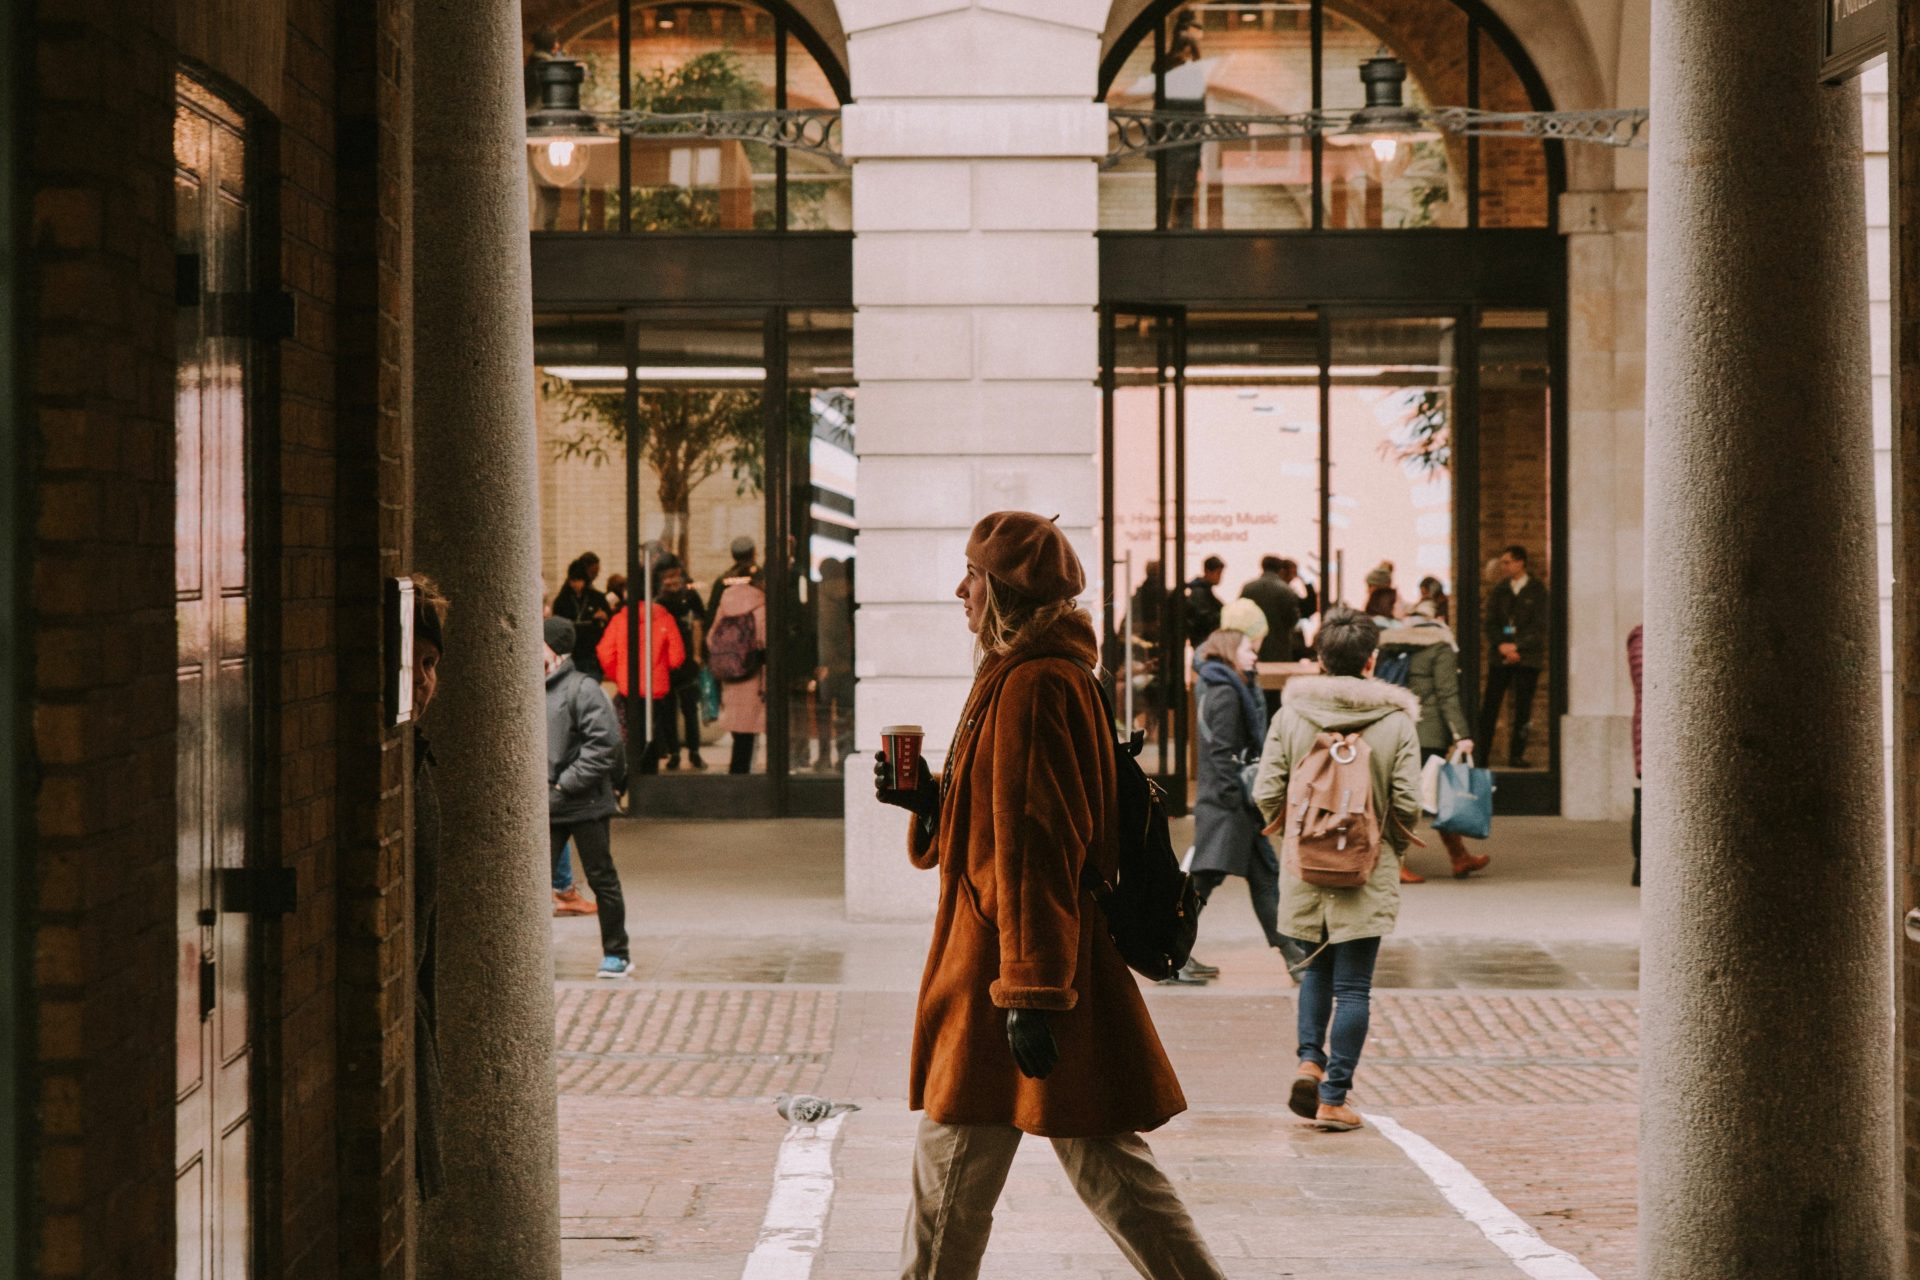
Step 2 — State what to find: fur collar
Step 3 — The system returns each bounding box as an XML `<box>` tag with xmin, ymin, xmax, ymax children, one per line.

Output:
<box><xmin>1284</xmin><ymin>674</ymin><xmax>1421</xmax><ymax>727</ymax></box>
<box><xmin>1379</xmin><ymin>620</ymin><xmax>1456</xmax><ymax>649</ymax></box>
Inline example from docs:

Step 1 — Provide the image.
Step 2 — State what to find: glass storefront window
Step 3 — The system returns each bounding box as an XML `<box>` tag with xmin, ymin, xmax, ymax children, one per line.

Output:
<box><xmin>525</xmin><ymin>2</ymin><xmax>848</xmax><ymax>233</ymax></box>
<box><xmin>1321</xmin><ymin>7</ymin><xmax>1466</xmax><ymax>229</ymax></box>
<box><xmin>534</xmin><ymin>309</ymin><xmax>856</xmax><ymax>811</ymax></box>
<box><xmin>1326</xmin><ymin>317</ymin><xmax>1457</xmax><ymax>611</ymax></box>
<box><xmin>1100</xmin><ymin>0</ymin><xmax>1550</xmax><ymax>232</ymax></box>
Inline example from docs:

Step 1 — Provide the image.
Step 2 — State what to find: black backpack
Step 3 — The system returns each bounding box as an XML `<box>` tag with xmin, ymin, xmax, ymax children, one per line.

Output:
<box><xmin>1086</xmin><ymin>674</ymin><xmax>1200</xmax><ymax>981</ymax></box>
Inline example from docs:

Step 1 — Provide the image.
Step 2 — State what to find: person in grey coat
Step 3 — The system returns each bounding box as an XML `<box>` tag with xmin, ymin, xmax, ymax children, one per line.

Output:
<box><xmin>1171</xmin><ymin>601</ymin><xmax>1296</xmax><ymax>987</ymax></box>
<box><xmin>545</xmin><ymin>616</ymin><xmax>631</xmax><ymax>979</ymax></box>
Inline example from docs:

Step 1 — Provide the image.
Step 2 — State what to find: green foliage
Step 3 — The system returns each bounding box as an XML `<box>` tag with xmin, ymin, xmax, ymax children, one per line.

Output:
<box><xmin>1381</xmin><ymin>388</ymin><xmax>1451</xmax><ymax>475</ymax></box>
<box><xmin>632</xmin><ymin>49</ymin><xmax>763</xmax><ymax>114</ymax></box>
<box><xmin>542</xmin><ymin>375</ymin><xmax>821</xmax><ymax>565</ymax></box>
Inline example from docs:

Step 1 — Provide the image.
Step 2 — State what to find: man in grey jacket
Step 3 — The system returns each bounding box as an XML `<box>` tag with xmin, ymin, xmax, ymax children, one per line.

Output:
<box><xmin>545</xmin><ymin>616</ymin><xmax>631</xmax><ymax>979</ymax></box>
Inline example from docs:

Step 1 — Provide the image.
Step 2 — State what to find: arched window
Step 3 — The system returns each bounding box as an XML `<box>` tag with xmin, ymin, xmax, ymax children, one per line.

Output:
<box><xmin>1100</xmin><ymin>0</ymin><xmax>1554</xmax><ymax>231</ymax></box>
<box><xmin>525</xmin><ymin>1</ymin><xmax>850</xmax><ymax>232</ymax></box>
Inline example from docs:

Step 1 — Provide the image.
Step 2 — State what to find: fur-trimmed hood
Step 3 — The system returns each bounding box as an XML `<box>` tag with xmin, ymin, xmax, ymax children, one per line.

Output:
<box><xmin>1379</xmin><ymin>618</ymin><xmax>1457</xmax><ymax>650</ymax></box>
<box><xmin>1283</xmin><ymin>674</ymin><xmax>1420</xmax><ymax>731</ymax></box>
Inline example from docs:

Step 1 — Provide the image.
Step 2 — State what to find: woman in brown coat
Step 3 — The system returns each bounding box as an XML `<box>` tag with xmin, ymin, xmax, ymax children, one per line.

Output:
<box><xmin>874</xmin><ymin>511</ymin><xmax>1225</xmax><ymax>1280</ymax></box>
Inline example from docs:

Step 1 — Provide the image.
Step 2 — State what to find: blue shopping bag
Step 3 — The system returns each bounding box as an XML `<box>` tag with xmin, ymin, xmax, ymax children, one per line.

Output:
<box><xmin>1433</xmin><ymin>761</ymin><xmax>1495</xmax><ymax>840</ymax></box>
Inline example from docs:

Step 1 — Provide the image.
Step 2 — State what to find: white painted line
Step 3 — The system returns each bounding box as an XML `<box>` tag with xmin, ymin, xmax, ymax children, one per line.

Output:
<box><xmin>1363</xmin><ymin>1111</ymin><xmax>1602</xmax><ymax>1280</ymax></box>
<box><xmin>739</xmin><ymin>1113</ymin><xmax>846</xmax><ymax>1280</ymax></box>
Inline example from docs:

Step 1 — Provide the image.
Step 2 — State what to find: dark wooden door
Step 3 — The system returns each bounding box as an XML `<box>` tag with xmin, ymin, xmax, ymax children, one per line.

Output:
<box><xmin>173</xmin><ymin>73</ymin><xmax>253</xmax><ymax>1280</ymax></box>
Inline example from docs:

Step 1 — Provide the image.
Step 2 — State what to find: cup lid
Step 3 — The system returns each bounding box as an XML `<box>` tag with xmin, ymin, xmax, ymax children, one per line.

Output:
<box><xmin>880</xmin><ymin>725</ymin><xmax>924</xmax><ymax>735</ymax></box>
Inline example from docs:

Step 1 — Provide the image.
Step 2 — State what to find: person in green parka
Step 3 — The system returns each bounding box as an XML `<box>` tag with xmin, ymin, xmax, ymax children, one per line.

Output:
<box><xmin>1376</xmin><ymin>598</ymin><xmax>1491</xmax><ymax>882</ymax></box>
<box><xmin>1252</xmin><ymin>607</ymin><xmax>1422</xmax><ymax>1134</ymax></box>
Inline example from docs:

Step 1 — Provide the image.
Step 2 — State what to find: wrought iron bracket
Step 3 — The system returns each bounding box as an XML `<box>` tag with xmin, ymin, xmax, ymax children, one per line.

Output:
<box><xmin>598</xmin><ymin>108</ymin><xmax>846</xmax><ymax>167</ymax></box>
<box><xmin>1104</xmin><ymin>105</ymin><xmax>1648</xmax><ymax>168</ymax></box>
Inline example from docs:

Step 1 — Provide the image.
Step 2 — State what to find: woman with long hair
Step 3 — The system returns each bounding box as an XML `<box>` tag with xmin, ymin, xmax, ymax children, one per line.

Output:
<box><xmin>873</xmin><ymin>511</ymin><xmax>1224</xmax><ymax>1280</ymax></box>
<box><xmin>1178</xmin><ymin>600</ymin><xmax>1297</xmax><ymax>984</ymax></box>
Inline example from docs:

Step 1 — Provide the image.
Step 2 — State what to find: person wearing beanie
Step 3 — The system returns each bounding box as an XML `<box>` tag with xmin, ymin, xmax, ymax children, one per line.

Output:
<box><xmin>1377</xmin><ymin>599</ymin><xmax>1489</xmax><ymax>883</ymax></box>
<box><xmin>1364</xmin><ymin>561</ymin><xmax>1399</xmax><ymax>621</ymax></box>
<box><xmin>705</xmin><ymin>534</ymin><xmax>761</xmax><ymax>628</ymax></box>
<box><xmin>1178</xmin><ymin>605</ymin><xmax>1300</xmax><ymax>989</ymax></box>
<box><xmin>873</xmin><ymin>511</ymin><xmax>1226</xmax><ymax>1279</ymax></box>
<box><xmin>545</xmin><ymin>610</ymin><xmax>631</xmax><ymax>979</ymax></box>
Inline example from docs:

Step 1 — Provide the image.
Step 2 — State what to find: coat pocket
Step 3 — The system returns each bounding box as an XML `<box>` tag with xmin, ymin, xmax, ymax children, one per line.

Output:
<box><xmin>953</xmin><ymin>865</ymin><xmax>997</xmax><ymax>932</ymax></box>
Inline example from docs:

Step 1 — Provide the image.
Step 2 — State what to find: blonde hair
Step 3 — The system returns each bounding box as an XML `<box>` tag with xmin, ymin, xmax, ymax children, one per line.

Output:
<box><xmin>977</xmin><ymin>573</ymin><xmax>1082</xmax><ymax>659</ymax></box>
<box><xmin>1194</xmin><ymin>628</ymin><xmax>1248</xmax><ymax>669</ymax></box>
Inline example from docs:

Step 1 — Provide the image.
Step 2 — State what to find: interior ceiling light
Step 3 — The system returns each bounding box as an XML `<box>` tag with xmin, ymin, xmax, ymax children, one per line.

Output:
<box><xmin>525</xmin><ymin>56</ymin><xmax>617</xmax><ymax>187</ymax></box>
<box><xmin>1105</xmin><ymin>50</ymin><xmax>1648</xmax><ymax>169</ymax></box>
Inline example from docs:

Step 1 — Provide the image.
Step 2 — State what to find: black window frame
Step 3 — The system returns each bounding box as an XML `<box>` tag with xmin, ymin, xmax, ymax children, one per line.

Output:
<box><xmin>1098</xmin><ymin>0</ymin><xmax>1567</xmax><ymax>234</ymax></box>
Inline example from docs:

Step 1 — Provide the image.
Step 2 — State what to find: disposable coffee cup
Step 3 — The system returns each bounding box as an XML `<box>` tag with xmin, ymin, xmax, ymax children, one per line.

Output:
<box><xmin>880</xmin><ymin>725</ymin><xmax>925</xmax><ymax>794</ymax></box>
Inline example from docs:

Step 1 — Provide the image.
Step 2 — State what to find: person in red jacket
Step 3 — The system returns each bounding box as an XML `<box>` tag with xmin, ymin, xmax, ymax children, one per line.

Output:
<box><xmin>596</xmin><ymin>589</ymin><xmax>687</xmax><ymax>776</ymax></box>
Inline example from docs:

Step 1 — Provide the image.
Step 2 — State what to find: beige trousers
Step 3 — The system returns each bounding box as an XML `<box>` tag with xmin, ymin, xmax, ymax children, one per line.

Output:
<box><xmin>900</xmin><ymin>1115</ymin><xmax>1227</xmax><ymax>1280</ymax></box>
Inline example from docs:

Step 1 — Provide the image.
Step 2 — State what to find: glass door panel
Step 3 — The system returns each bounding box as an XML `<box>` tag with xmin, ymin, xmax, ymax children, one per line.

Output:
<box><xmin>1103</xmin><ymin>309</ymin><xmax>1187</xmax><ymax>795</ymax></box>
<box><xmin>782</xmin><ymin>311</ymin><xmax>857</xmax><ymax>779</ymax></box>
<box><xmin>1325</xmin><ymin>316</ymin><xmax>1458</xmax><ymax>618</ymax></box>
<box><xmin>1183</xmin><ymin>311</ymin><xmax>1323</xmax><ymax>639</ymax></box>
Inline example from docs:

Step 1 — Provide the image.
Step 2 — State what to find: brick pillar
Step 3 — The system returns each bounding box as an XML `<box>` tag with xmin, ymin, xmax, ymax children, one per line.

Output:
<box><xmin>839</xmin><ymin>2</ymin><xmax>1107</xmax><ymax>919</ymax></box>
<box><xmin>1641</xmin><ymin>0</ymin><xmax>1895</xmax><ymax>1271</ymax></box>
<box><xmin>411</xmin><ymin>0</ymin><xmax>561</xmax><ymax>1274</ymax></box>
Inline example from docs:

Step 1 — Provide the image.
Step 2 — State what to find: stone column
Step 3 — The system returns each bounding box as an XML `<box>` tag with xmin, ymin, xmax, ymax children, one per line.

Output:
<box><xmin>411</xmin><ymin>0</ymin><xmax>560</xmax><ymax>1274</ymax></box>
<box><xmin>1641</xmin><ymin>0</ymin><xmax>1895</xmax><ymax>1272</ymax></box>
<box><xmin>1559</xmin><ymin>189</ymin><xmax>1646</xmax><ymax>821</ymax></box>
<box><xmin>838</xmin><ymin>2</ymin><xmax>1107</xmax><ymax>920</ymax></box>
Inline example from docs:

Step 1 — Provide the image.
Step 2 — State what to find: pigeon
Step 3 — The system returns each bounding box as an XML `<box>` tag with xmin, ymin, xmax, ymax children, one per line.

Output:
<box><xmin>776</xmin><ymin>1093</ymin><xmax>861</xmax><ymax>1126</ymax></box>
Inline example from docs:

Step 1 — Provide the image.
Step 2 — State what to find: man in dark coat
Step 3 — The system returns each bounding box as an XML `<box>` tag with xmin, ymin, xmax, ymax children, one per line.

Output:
<box><xmin>1479</xmin><ymin>544</ymin><xmax>1550</xmax><ymax>767</ymax></box>
<box><xmin>1182</xmin><ymin>555</ymin><xmax>1227</xmax><ymax>647</ymax></box>
<box><xmin>1240</xmin><ymin>554</ymin><xmax>1303</xmax><ymax>662</ymax></box>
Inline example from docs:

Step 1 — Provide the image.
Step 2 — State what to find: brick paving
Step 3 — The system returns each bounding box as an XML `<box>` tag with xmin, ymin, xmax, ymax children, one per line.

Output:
<box><xmin>555</xmin><ymin>818</ymin><xmax>1644</xmax><ymax>1278</ymax></box>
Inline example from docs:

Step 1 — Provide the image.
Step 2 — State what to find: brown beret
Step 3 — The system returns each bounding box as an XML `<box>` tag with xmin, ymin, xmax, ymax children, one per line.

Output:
<box><xmin>965</xmin><ymin>511</ymin><xmax>1086</xmax><ymax>603</ymax></box>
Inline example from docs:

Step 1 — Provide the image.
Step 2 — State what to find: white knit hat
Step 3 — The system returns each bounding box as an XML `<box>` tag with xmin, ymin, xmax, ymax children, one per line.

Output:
<box><xmin>1219</xmin><ymin>597</ymin><xmax>1270</xmax><ymax>640</ymax></box>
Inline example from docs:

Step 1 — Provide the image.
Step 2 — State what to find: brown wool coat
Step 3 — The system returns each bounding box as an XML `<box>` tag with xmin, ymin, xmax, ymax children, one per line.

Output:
<box><xmin>906</xmin><ymin>612</ymin><xmax>1187</xmax><ymax>1138</ymax></box>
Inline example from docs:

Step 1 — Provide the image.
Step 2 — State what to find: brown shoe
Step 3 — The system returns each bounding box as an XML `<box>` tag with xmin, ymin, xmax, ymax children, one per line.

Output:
<box><xmin>1289</xmin><ymin>1061</ymin><xmax>1325</xmax><ymax>1119</ymax></box>
<box><xmin>1442</xmin><ymin>832</ymin><xmax>1490</xmax><ymax>878</ymax></box>
<box><xmin>1399</xmin><ymin>864</ymin><xmax>1426</xmax><ymax>884</ymax></box>
<box><xmin>553</xmin><ymin>887</ymin><xmax>597</xmax><ymax>917</ymax></box>
<box><xmin>1313</xmin><ymin>1102</ymin><xmax>1364</xmax><ymax>1132</ymax></box>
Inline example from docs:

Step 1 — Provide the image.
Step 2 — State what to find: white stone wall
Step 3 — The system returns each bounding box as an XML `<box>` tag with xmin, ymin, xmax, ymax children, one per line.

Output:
<box><xmin>840</xmin><ymin>1</ymin><xmax>1108</xmax><ymax>920</ymax></box>
<box><xmin>1559</xmin><ymin>189</ymin><xmax>1646</xmax><ymax>821</ymax></box>
<box><xmin>1863</xmin><ymin>65</ymin><xmax>1893</xmax><ymax>781</ymax></box>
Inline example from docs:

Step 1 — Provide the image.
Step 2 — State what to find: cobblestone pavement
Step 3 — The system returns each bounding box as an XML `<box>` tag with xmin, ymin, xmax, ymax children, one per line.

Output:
<box><xmin>556</xmin><ymin>817</ymin><xmax>1641</xmax><ymax>1278</ymax></box>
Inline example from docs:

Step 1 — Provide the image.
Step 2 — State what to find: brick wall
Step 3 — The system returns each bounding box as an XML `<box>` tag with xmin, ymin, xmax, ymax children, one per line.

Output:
<box><xmin>331</xmin><ymin>0</ymin><xmax>413</xmax><ymax>1274</ymax></box>
<box><xmin>270</xmin><ymin>0</ymin><xmax>346</xmax><ymax>1274</ymax></box>
<box><xmin>1475</xmin><ymin>380</ymin><xmax>1552</xmax><ymax>743</ymax></box>
<box><xmin>24</xmin><ymin>2</ymin><xmax>181</xmax><ymax>1274</ymax></box>
<box><xmin>22</xmin><ymin>0</ymin><xmax>419</xmax><ymax>1273</ymax></box>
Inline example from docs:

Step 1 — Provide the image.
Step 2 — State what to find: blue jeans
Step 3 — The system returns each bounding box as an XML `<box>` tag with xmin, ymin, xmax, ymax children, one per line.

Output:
<box><xmin>552</xmin><ymin>838</ymin><xmax>573</xmax><ymax>892</ymax></box>
<box><xmin>1292</xmin><ymin>935</ymin><xmax>1382</xmax><ymax>1106</ymax></box>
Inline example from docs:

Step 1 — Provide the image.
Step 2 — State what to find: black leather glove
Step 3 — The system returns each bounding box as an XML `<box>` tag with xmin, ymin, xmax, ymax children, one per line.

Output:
<box><xmin>1005</xmin><ymin>1008</ymin><xmax>1058</xmax><ymax>1080</ymax></box>
<box><xmin>874</xmin><ymin>752</ymin><xmax>939</xmax><ymax>819</ymax></box>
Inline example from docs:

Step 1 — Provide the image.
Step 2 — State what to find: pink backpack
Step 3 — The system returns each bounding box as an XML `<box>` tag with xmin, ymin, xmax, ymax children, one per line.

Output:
<box><xmin>1278</xmin><ymin>731</ymin><xmax>1381</xmax><ymax>889</ymax></box>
